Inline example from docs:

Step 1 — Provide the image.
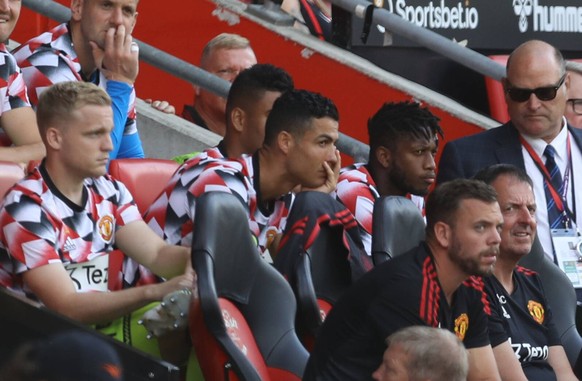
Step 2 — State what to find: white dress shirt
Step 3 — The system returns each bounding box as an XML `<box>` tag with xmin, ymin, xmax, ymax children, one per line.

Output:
<box><xmin>521</xmin><ymin>118</ymin><xmax>582</xmax><ymax>261</ymax></box>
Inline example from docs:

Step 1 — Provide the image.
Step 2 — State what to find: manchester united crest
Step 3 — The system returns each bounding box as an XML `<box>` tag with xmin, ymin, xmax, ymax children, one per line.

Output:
<box><xmin>527</xmin><ymin>300</ymin><xmax>545</xmax><ymax>324</ymax></box>
<box><xmin>98</xmin><ymin>215</ymin><xmax>114</xmax><ymax>243</ymax></box>
<box><xmin>454</xmin><ymin>313</ymin><xmax>469</xmax><ymax>341</ymax></box>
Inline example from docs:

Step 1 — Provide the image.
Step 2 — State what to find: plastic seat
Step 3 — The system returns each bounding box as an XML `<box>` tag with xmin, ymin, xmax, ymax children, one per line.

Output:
<box><xmin>0</xmin><ymin>131</ymin><xmax>11</xmax><ymax>147</ymax></box>
<box><xmin>26</xmin><ymin>160</ymin><xmax>41</xmax><ymax>175</ymax></box>
<box><xmin>189</xmin><ymin>192</ymin><xmax>308</xmax><ymax>381</ymax></box>
<box><xmin>518</xmin><ymin>235</ymin><xmax>582</xmax><ymax>376</ymax></box>
<box><xmin>107</xmin><ymin>159</ymin><xmax>179</xmax><ymax>291</ymax></box>
<box><xmin>292</xmin><ymin>224</ymin><xmax>352</xmax><ymax>350</ymax></box>
<box><xmin>371</xmin><ymin>196</ymin><xmax>426</xmax><ymax>265</ymax></box>
<box><xmin>0</xmin><ymin>161</ymin><xmax>25</xmax><ymax>199</ymax></box>
<box><xmin>274</xmin><ymin>192</ymin><xmax>361</xmax><ymax>350</ymax></box>
<box><xmin>108</xmin><ymin>158</ymin><xmax>179</xmax><ymax>215</ymax></box>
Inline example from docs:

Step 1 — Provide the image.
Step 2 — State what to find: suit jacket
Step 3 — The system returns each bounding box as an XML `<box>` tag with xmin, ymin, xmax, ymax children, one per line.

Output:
<box><xmin>437</xmin><ymin>121</ymin><xmax>582</xmax><ymax>184</ymax></box>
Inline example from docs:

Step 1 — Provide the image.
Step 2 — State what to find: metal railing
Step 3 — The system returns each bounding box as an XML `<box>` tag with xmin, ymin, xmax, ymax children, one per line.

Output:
<box><xmin>21</xmin><ymin>0</ymin><xmax>231</xmax><ymax>101</ymax></box>
<box><xmin>329</xmin><ymin>0</ymin><xmax>582</xmax><ymax>97</ymax></box>
<box><xmin>21</xmin><ymin>0</ymin><xmax>370</xmax><ymax>161</ymax></box>
<box><xmin>331</xmin><ymin>0</ymin><xmax>506</xmax><ymax>81</ymax></box>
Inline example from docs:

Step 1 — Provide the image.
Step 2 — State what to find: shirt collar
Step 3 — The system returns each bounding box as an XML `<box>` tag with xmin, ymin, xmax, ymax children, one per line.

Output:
<box><xmin>520</xmin><ymin>116</ymin><xmax>568</xmax><ymax>160</ymax></box>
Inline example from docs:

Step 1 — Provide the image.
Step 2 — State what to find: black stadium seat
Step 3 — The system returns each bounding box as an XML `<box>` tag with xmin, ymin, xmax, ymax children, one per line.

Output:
<box><xmin>273</xmin><ymin>191</ymin><xmax>362</xmax><ymax>350</ymax></box>
<box><xmin>189</xmin><ymin>192</ymin><xmax>308</xmax><ymax>381</ymax></box>
<box><xmin>371</xmin><ymin>196</ymin><xmax>426</xmax><ymax>265</ymax></box>
<box><xmin>292</xmin><ymin>224</ymin><xmax>352</xmax><ymax>350</ymax></box>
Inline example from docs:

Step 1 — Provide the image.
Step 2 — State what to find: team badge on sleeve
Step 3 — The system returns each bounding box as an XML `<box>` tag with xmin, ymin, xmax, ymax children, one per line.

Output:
<box><xmin>98</xmin><ymin>215</ymin><xmax>114</xmax><ymax>243</ymax></box>
<box><xmin>527</xmin><ymin>300</ymin><xmax>545</xmax><ymax>324</ymax></box>
<box><xmin>454</xmin><ymin>313</ymin><xmax>469</xmax><ymax>341</ymax></box>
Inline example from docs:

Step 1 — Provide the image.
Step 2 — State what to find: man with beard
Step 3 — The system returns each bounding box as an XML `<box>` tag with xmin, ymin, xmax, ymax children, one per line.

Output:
<box><xmin>474</xmin><ymin>164</ymin><xmax>578</xmax><ymax>381</ymax></box>
<box><xmin>335</xmin><ymin>101</ymin><xmax>442</xmax><ymax>268</ymax></box>
<box><xmin>304</xmin><ymin>179</ymin><xmax>514</xmax><ymax>381</ymax></box>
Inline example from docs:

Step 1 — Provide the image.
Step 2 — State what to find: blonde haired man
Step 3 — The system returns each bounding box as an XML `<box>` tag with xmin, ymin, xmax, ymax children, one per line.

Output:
<box><xmin>0</xmin><ymin>81</ymin><xmax>193</xmax><ymax>362</ymax></box>
<box><xmin>183</xmin><ymin>33</ymin><xmax>257</xmax><ymax>136</ymax></box>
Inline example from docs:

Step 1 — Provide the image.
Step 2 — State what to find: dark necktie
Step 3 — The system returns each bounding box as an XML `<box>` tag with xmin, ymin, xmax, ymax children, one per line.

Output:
<box><xmin>544</xmin><ymin>145</ymin><xmax>565</xmax><ymax>229</ymax></box>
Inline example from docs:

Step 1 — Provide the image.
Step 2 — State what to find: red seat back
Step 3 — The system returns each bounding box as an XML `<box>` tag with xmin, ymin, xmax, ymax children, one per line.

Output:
<box><xmin>190</xmin><ymin>298</ymin><xmax>270</xmax><ymax>381</ymax></box>
<box><xmin>107</xmin><ymin>159</ymin><xmax>179</xmax><ymax>291</ymax></box>
<box><xmin>0</xmin><ymin>131</ymin><xmax>11</xmax><ymax>147</ymax></box>
<box><xmin>108</xmin><ymin>158</ymin><xmax>179</xmax><ymax>215</ymax></box>
<box><xmin>0</xmin><ymin>161</ymin><xmax>25</xmax><ymax>199</ymax></box>
<box><xmin>26</xmin><ymin>160</ymin><xmax>41</xmax><ymax>175</ymax></box>
<box><xmin>485</xmin><ymin>55</ymin><xmax>509</xmax><ymax>123</ymax></box>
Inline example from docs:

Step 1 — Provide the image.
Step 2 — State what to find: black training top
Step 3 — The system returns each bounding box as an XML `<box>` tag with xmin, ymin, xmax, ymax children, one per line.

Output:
<box><xmin>303</xmin><ymin>242</ymin><xmax>491</xmax><ymax>381</ymax></box>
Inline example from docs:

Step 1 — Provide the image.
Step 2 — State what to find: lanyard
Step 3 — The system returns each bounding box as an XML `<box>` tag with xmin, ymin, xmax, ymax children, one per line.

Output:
<box><xmin>520</xmin><ymin>134</ymin><xmax>577</xmax><ymax>225</ymax></box>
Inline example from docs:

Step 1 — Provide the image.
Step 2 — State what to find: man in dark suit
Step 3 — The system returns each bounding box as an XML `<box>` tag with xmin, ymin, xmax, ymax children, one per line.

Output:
<box><xmin>437</xmin><ymin>40</ymin><xmax>582</xmax><ymax>278</ymax></box>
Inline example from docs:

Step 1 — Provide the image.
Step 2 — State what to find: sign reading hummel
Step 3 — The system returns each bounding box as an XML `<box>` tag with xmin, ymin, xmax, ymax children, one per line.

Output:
<box><xmin>513</xmin><ymin>0</ymin><xmax>582</xmax><ymax>33</ymax></box>
<box><xmin>349</xmin><ymin>0</ymin><xmax>582</xmax><ymax>50</ymax></box>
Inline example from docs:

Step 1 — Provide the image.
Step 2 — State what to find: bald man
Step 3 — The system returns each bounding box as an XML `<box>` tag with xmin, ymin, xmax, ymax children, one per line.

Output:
<box><xmin>437</xmin><ymin>40</ymin><xmax>582</xmax><ymax>276</ymax></box>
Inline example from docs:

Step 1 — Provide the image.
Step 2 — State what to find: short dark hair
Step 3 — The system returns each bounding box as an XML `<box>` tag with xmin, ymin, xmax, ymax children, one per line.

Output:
<box><xmin>226</xmin><ymin>63</ymin><xmax>294</xmax><ymax>122</ymax></box>
<box><xmin>367</xmin><ymin>101</ymin><xmax>443</xmax><ymax>162</ymax></box>
<box><xmin>472</xmin><ymin>164</ymin><xmax>533</xmax><ymax>188</ymax></box>
<box><xmin>425</xmin><ymin>179</ymin><xmax>498</xmax><ymax>239</ymax></box>
<box><xmin>263</xmin><ymin>89</ymin><xmax>338</xmax><ymax>146</ymax></box>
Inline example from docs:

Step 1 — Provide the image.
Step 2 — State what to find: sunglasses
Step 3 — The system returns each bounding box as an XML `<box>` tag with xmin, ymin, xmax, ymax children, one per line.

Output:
<box><xmin>568</xmin><ymin>99</ymin><xmax>582</xmax><ymax>115</ymax></box>
<box><xmin>505</xmin><ymin>74</ymin><xmax>566</xmax><ymax>102</ymax></box>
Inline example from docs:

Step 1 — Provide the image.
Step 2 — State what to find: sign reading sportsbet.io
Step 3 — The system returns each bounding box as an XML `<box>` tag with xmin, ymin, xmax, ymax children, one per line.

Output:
<box><xmin>353</xmin><ymin>0</ymin><xmax>582</xmax><ymax>51</ymax></box>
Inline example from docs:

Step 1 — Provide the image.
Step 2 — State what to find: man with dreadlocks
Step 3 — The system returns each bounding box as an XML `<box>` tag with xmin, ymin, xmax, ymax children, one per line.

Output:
<box><xmin>334</xmin><ymin>101</ymin><xmax>444</xmax><ymax>268</ymax></box>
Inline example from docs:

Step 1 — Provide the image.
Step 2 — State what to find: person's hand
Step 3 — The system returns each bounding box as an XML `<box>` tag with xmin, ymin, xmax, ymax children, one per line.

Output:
<box><xmin>328</xmin><ymin>148</ymin><xmax>341</xmax><ymax>185</ymax></box>
<box><xmin>139</xmin><ymin>266</ymin><xmax>197</xmax><ymax>338</ymax></box>
<box><xmin>145</xmin><ymin>99</ymin><xmax>176</xmax><ymax>114</ymax></box>
<box><xmin>156</xmin><ymin>265</ymin><xmax>196</xmax><ymax>299</ymax></box>
<box><xmin>301</xmin><ymin>149</ymin><xmax>341</xmax><ymax>194</ymax></box>
<box><xmin>90</xmin><ymin>25</ymin><xmax>139</xmax><ymax>84</ymax></box>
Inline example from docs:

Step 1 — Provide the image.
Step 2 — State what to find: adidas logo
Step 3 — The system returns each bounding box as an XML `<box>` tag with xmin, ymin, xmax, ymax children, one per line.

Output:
<box><xmin>63</xmin><ymin>237</ymin><xmax>76</xmax><ymax>252</ymax></box>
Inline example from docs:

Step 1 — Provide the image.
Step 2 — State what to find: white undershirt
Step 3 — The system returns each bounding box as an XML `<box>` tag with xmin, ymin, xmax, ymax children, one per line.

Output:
<box><xmin>521</xmin><ymin>118</ymin><xmax>582</xmax><ymax>261</ymax></box>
